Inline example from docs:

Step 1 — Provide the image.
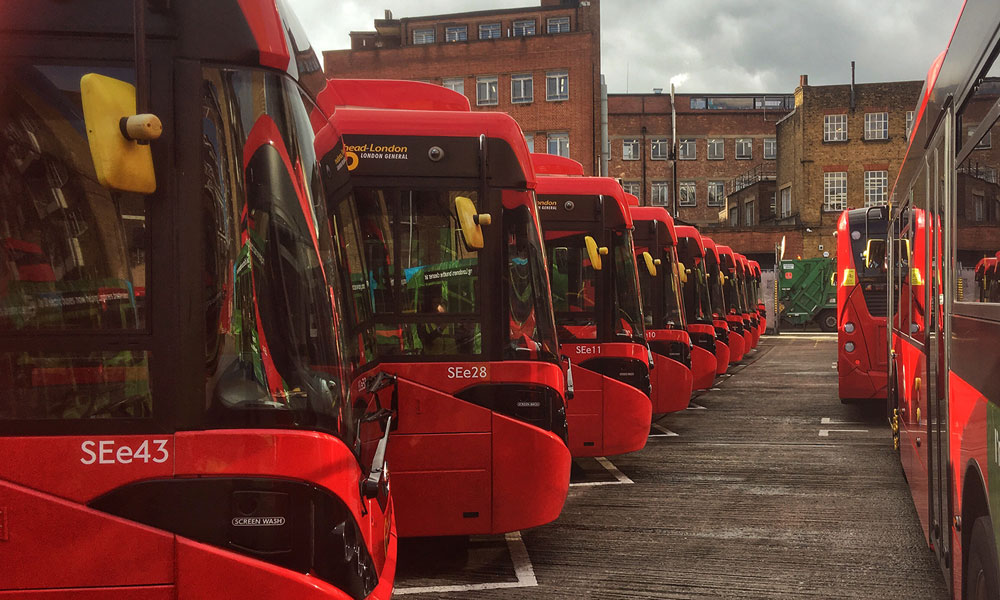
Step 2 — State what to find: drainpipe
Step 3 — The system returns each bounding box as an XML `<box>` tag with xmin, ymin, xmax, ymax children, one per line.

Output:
<box><xmin>671</xmin><ymin>83</ymin><xmax>678</xmax><ymax>218</ymax></box>
<box><xmin>601</xmin><ymin>74</ymin><xmax>609</xmax><ymax>176</ymax></box>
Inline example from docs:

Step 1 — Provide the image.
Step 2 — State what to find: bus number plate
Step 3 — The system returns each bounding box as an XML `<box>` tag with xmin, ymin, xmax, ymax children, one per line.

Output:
<box><xmin>81</xmin><ymin>439</ymin><xmax>169</xmax><ymax>465</ymax></box>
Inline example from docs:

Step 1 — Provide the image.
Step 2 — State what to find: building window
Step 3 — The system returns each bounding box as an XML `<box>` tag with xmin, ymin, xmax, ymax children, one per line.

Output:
<box><xmin>622</xmin><ymin>181</ymin><xmax>641</xmax><ymax>200</ymax></box>
<box><xmin>511</xmin><ymin>73</ymin><xmax>533</xmax><ymax>104</ymax></box>
<box><xmin>479</xmin><ymin>23</ymin><xmax>501</xmax><ymax>39</ymax></box>
<box><xmin>678</xmin><ymin>138</ymin><xmax>696</xmax><ymax>160</ymax></box>
<box><xmin>651</xmin><ymin>182</ymin><xmax>670</xmax><ymax>206</ymax></box>
<box><xmin>864</xmin><ymin>170</ymin><xmax>888</xmax><ymax>207</ymax></box>
<box><xmin>413</xmin><ymin>28</ymin><xmax>435</xmax><ymax>44</ymax></box>
<box><xmin>780</xmin><ymin>186</ymin><xmax>791</xmax><ymax>217</ymax></box>
<box><xmin>971</xmin><ymin>127</ymin><xmax>993</xmax><ymax>149</ymax></box>
<box><xmin>745</xmin><ymin>201</ymin><xmax>755</xmax><ymax>226</ymax></box>
<box><xmin>823</xmin><ymin>171</ymin><xmax>847</xmax><ymax>211</ymax></box>
<box><xmin>678</xmin><ymin>181</ymin><xmax>696</xmax><ymax>206</ymax></box>
<box><xmin>513</xmin><ymin>19</ymin><xmax>536</xmax><ymax>36</ymax></box>
<box><xmin>707</xmin><ymin>138</ymin><xmax>724</xmax><ymax>160</ymax></box>
<box><xmin>546</xmin><ymin>70</ymin><xmax>569</xmax><ymax>101</ymax></box>
<box><xmin>650</xmin><ymin>138</ymin><xmax>669</xmax><ymax>160</ymax></box>
<box><xmin>442</xmin><ymin>77</ymin><xmax>464</xmax><ymax>94</ymax></box>
<box><xmin>729</xmin><ymin>207</ymin><xmax>739</xmax><ymax>226</ymax></box>
<box><xmin>547</xmin><ymin>16</ymin><xmax>570</xmax><ymax>33</ymax></box>
<box><xmin>524</xmin><ymin>133</ymin><xmax>534</xmax><ymax>152</ymax></box>
<box><xmin>707</xmin><ymin>181</ymin><xmax>725</xmax><ymax>207</ymax></box>
<box><xmin>735</xmin><ymin>138</ymin><xmax>752</xmax><ymax>159</ymax></box>
<box><xmin>824</xmin><ymin>114</ymin><xmax>847</xmax><ymax>142</ymax></box>
<box><xmin>763</xmin><ymin>138</ymin><xmax>776</xmax><ymax>159</ymax></box>
<box><xmin>476</xmin><ymin>76</ymin><xmax>498</xmax><ymax>106</ymax></box>
<box><xmin>547</xmin><ymin>132</ymin><xmax>569</xmax><ymax>157</ymax></box>
<box><xmin>622</xmin><ymin>138</ymin><xmax>640</xmax><ymax>161</ymax></box>
<box><xmin>864</xmin><ymin>112</ymin><xmax>888</xmax><ymax>140</ymax></box>
<box><xmin>974</xmin><ymin>194</ymin><xmax>985</xmax><ymax>222</ymax></box>
<box><xmin>905</xmin><ymin>111</ymin><xmax>915</xmax><ymax>140</ymax></box>
<box><xmin>445</xmin><ymin>26</ymin><xmax>468</xmax><ymax>42</ymax></box>
<box><xmin>770</xmin><ymin>191</ymin><xmax>777</xmax><ymax>215</ymax></box>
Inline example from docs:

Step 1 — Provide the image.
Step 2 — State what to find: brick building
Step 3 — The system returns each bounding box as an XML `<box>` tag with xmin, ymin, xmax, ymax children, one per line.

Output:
<box><xmin>606</xmin><ymin>92</ymin><xmax>792</xmax><ymax>227</ymax></box>
<box><xmin>323</xmin><ymin>0</ymin><xmax>602</xmax><ymax>174</ymax></box>
<box><xmin>770</xmin><ymin>75</ymin><xmax>923</xmax><ymax>259</ymax></box>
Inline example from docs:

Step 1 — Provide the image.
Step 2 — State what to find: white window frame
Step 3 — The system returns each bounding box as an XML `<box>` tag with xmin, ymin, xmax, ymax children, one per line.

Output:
<box><xmin>622</xmin><ymin>138</ymin><xmax>640</xmax><ymax>161</ymax></box>
<box><xmin>973</xmin><ymin>128</ymin><xmax>993</xmax><ymax>149</ymax></box>
<box><xmin>678</xmin><ymin>138</ymin><xmax>696</xmax><ymax>160</ymax></box>
<box><xmin>513</xmin><ymin>19</ymin><xmax>536</xmax><ymax>36</ymax></box>
<box><xmin>824</xmin><ymin>114</ymin><xmax>848</xmax><ymax>142</ymax></box>
<box><xmin>546</xmin><ymin>70</ymin><xmax>569</xmax><ymax>101</ymax></box>
<box><xmin>729</xmin><ymin>207</ymin><xmax>739</xmax><ymax>226</ymax></box>
<box><xmin>442</xmin><ymin>77</ymin><xmax>464</xmax><ymax>94</ymax></box>
<box><xmin>780</xmin><ymin>186</ymin><xmax>791</xmax><ymax>218</ymax></box>
<box><xmin>735</xmin><ymin>138</ymin><xmax>752</xmax><ymax>160</ymax></box>
<box><xmin>769</xmin><ymin>191</ymin><xmax>777</xmax><ymax>215</ymax></box>
<box><xmin>511</xmin><ymin>73</ymin><xmax>533</xmax><ymax>104</ymax></box>
<box><xmin>445</xmin><ymin>26</ymin><xmax>467</xmax><ymax>42</ymax></box>
<box><xmin>745</xmin><ymin>201</ymin><xmax>755</xmax><ymax>226</ymax></box>
<box><xmin>823</xmin><ymin>171</ymin><xmax>847</xmax><ymax>211</ymax></box>
<box><xmin>547</xmin><ymin>132</ymin><xmax>569</xmax><ymax>157</ymax></box>
<box><xmin>864</xmin><ymin>112</ymin><xmax>888</xmax><ymax>140</ymax></box>
<box><xmin>476</xmin><ymin>76</ymin><xmax>498</xmax><ymax>106</ymax></box>
<box><xmin>650</xmin><ymin>138</ymin><xmax>669</xmax><ymax>160</ymax></box>
<box><xmin>678</xmin><ymin>181</ymin><xmax>696</xmax><ymax>207</ymax></box>
<box><xmin>864</xmin><ymin>170</ymin><xmax>888</xmax><ymax>207</ymax></box>
<box><xmin>524</xmin><ymin>133</ymin><xmax>535</xmax><ymax>152</ymax></box>
<box><xmin>547</xmin><ymin>16</ymin><xmax>570</xmax><ymax>33</ymax></box>
<box><xmin>413</xmin><ymin>28</ymin><xmax>435</xmax><ymax>44</ymax></box>
<box><xmin>622</xmin><ymin>181</ymin><xmax>641</xmax><ymax>201</ymax></box>
<box><xmin>479</xmin><ymin>23</ymin><xmax>501</xmax><ymax>40</ymax></box>
<box><xmin>707</xmin><ymin>181</ymin><xmax>725</xmax><ymax>207</ymax></box>
<box><xmin>651</xmin><ymin>182</ymin><xmax>670</xmax><ymax>206</ymax></box>
<box><xmin>707</xmin><ymin>138</ymin><xmax>724</xmax><ymax>160</ymax></box>
<box><xmin>763</xmin><ymin>138</ymin><xmax>776</xmax><ymax>160</ymax></box>
<box><xmin>905</xmin><ymin>111</ymin><xmax>915</xmax><ymax>140</ymax></box>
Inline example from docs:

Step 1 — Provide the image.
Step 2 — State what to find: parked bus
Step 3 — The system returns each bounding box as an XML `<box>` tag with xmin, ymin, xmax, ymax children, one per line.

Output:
<box><xmin>629</xmin><ymin>205</ymin><xmax>700</xmax><ymax>410</ymax></box>
<box><xmin>318</xmin><ymin>82</ymin><xmax>571</xmax><ymax>538</ymax></box>
<box><xmin>715</xmin><ymin>245</ymin><xmax>748</xmax><ymax>362</ymax></box>
<box><xmin>533</xmin><ymin>162</ymin><xmax>653</xmax><ymax>457</ymax></box>
<box><xmin>736</xmin><ymin>253</ymin><xmax>759</xmax><ymax>349</ymax></box>
<box><xmin>0</xmin><ymin>2</ymin><xmax>397</xmax><ymax>598</ymax></box>
<box><xmin>749</xmin><ymin>260</ymin><xmax>767</xmax><ymax>335</ymax></box>
<box><xmin>675</xmin><ymin>227</ymin><xmax>732</xmax><ymax>374</ymax></box>
<box><xmin>700</xmin><ymin>236</ymin><xmax>734</xmax><ymax>374</ymax></box>
<box><xmin>836</xmin><ymin>207</ymin><xmax>892</xmax><ymax>402</ymax></box>
<box><xmin>886</xmin><ymin>1</ymin><xmax>1000</xmax><ymax>595</ymax></box>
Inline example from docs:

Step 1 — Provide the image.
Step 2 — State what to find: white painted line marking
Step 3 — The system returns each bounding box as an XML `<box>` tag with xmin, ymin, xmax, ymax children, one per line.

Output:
<box><xmin>818</xmin><ymin>429</ymin><xmax>869</xmax><ymax>437</ymax></box>
<box><xmin>687</xmin><ymin>403</ymin><xmax>707</xmax><ymax>410</ymax></box>
<box><xmin>394</xmin><ymin>531</ymin><xmax>538</xmax><ymax>595</ymax></box>
<box><xmin>595</xmin><ymin>456</ymin><xmax>634</xmax><ymax>484</ymax></box>
<box><xmin>820</xmin><ymin>417</ymin><xmax>867</xmax><ymax>425</ymax></box>
<box><xmin>651</xmin><ymin>423</ymin><xmax>679</xmax><ymax>437</ymax></box>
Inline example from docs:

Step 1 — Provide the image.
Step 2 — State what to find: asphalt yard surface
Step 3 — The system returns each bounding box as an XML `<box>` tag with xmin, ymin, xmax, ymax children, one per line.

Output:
<box><xmin>393</xmin><ymin>334</ymin><xmax>949</xmax><ymax>599</ymax></box>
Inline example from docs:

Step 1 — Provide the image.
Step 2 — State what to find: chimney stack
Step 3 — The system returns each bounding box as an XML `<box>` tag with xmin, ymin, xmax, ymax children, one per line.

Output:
<box><xmin>799</xmin><ymin>74</ymin><xmax>808</xmax><ymax>87</ymax></box>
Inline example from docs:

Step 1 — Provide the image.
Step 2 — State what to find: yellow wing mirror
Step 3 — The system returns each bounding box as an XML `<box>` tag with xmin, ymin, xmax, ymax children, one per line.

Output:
<box><xmin>455</xmin><ymin>196</ymin><xmax>491</xmax><ymax>249</ymax></box>
<box><xmin>80</xmin><ymin>74</ymin><xmax>161</xmax><ymax>193</ymax></box>
<box><xmin>642</xmin><ymin>251</ymin><xmax>657</xmax><ymax>276</ymax></box>
<box><xmin>680</xmin><ymin>268</ymin><xmax>689</xmax><ymax>284</ymax></box>
<box><xmin>584</xmin><ymin>235</ymin><xmax>604</xmax><ymax>270</ymax></box>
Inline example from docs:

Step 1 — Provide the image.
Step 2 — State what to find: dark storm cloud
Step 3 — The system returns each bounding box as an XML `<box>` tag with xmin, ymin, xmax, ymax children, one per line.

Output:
<box><xmin>288</xmin><ymin>0</ymin><xmax>963</xmax><ymax>94</ymax></box>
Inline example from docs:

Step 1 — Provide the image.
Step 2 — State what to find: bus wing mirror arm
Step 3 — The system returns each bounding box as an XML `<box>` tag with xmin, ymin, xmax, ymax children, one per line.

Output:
<box><xmin>561</xmin><ymin>355</ymin><xmax>574</xmax><ymax>400</ymax></box>
<box><xmin>362</xmin><ymin>416</ymin><xmax>392</xmax><ymax>501</ymax></box>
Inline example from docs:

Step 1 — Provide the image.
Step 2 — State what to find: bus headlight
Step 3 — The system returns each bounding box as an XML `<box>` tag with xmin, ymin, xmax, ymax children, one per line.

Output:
<box><xmin>844</xmin><ymin>322</ymin><xmax>855</xmax><ymax>333</ymax></box>
<box><xmin>844</xmin><ymin>342</ymin><xmax>855</xmax><ymax>352</ymax></box>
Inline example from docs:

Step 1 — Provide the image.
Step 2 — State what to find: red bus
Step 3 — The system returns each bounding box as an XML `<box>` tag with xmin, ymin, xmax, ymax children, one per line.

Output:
<box><xmin>749</xmin><ymin>260</ymin><xmax>767</xmax><ymax>335</ymax></box>
<box><xmin>629</xmin><ymin>206</ymin><xmax>699</xmax><ymax>411</ymax></box>
<box><xmin>0</xmin><ymin>2</ymin><xmax>397</xmax><ymax>598</ymax></box>
<box><xmin>886</xmin><ymin>2</ymin><xmax>1000</xmax><ymax>595</ymax></box>
<box><xmin>836</xmin><ymin>207</ymin><xmax>891</xmax><ymax>402</ymax></box>
<box><xmin>735</xmin><ymin>253</ymin><xmax>760</xmax><ymax>349</ymax></box>
<box><xmin>534</xmin><ymin>168</ymin><xmax>653</xmax><ymax>457</ymax></box>
<box><xmin>715</xmin><ymin>245</ymin><xmax>749</xmax><ymax>362</ymax></box>
<box><xmin>675</xmin><ymin>227</ymin><xmax>732</xmax><ymax>375</ymax></box>
<box><xmin>318</xmin><ymin>81</ymin><xmax>571</xmax><ymax>538</ymax></box>
<box><xmin>700</xmin><ymin>236</ymin><xmax>734</xmax><ymax>374</ymax></box>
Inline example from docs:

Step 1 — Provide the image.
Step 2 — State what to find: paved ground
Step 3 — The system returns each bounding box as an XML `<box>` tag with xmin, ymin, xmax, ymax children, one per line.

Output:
<box><xmin>393</xmin><ymin>334</ymin><xmax>950</xmax><ymax>599</ymax></box>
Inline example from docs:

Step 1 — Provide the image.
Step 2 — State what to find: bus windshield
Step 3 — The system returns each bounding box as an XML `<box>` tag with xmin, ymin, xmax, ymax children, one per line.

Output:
<box><xmin>547</xmin><ymin>230</ymin><xmax>598</xmax><ymax>341</ymax></box>
<box><xmin>705</xmin><ymin>253</ymin><xmax>727</xmax><ymax>318</ymax></box>
<box><xmin>613</xmin><ymin>229</ymin><xmax>646</xmax><ymax>344</ymax></box>
<box><xmin>505</xmin><ymin>203</ymin><xmax>560</xmax><ymax>363</ymax></box>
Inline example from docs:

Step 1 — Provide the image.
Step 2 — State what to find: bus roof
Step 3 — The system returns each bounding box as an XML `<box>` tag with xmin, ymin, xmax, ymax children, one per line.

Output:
<box><xmin>530</xmin><ymin>153</ymin><xmax>585</xmax><ymax>176</ymax></box>
<box><xmin>319</xmin><ymin>79</ymin><xmax>471</xmax><ymax>112</ymax></box>
<box><xmin>629</xmin><ymin>206</ymin><xmax>677</xmax><ymax>245</ymax></box>
<box><xmin>535</xmin><ymin>176</ymin><xmax>634</xmax><ymax>228</ymax></box>
<box><xmin>674</xmin><ymin>225</ymin><xmax>705</xmax><ymax>257</ymax></box>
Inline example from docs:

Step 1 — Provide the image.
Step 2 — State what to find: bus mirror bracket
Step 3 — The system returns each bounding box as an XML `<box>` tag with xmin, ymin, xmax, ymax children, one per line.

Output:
<box><xmin>80</xmin><ymin>73</ymin><xmax>161</xmax><ymax>193</ymax></box>
<box><xmin>361</xmin><ymin>416</ymin><xmax>392</xmax><ymax>506</ymax></box>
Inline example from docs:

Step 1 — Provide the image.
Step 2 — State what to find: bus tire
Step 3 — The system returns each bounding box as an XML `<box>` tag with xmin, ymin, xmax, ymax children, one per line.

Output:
<box><xmin>966</xmin><ymin>516</ymin><xmax>1000</xmax><ymax>600</ymax></box>
<box><xmin>818</xmin><ymin>309</ymin><xmax>837</xmax><ymax>332</ymax></box>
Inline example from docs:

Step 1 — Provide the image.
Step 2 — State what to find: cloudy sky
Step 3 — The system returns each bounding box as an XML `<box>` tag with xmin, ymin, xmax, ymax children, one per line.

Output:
<box><xmin>287</xmin><ymin>0</ymin><xmax>963</xmax><ymax>94</ymax></box>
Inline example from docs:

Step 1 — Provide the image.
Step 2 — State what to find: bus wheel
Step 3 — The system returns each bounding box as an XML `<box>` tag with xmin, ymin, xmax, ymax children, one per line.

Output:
<box><xmin>966</xmin><ymin>516</ymin><xmax>1000</xmax><ymax>600</ymax></box>
<box><xmin>818</xmin><ymin>309</ymin><xmax>837</xmax><ymax>332</ymax></box>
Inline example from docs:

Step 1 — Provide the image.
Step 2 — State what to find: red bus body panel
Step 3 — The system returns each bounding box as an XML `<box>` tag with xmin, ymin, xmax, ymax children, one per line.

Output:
<box><xmin>687</xmin><ymin>323</ymin><xmax>718</xmax><ymax>389</ymax></box>
<box><xmin>646</xmin><ymin>328</ymin><xmax>694</xmax><ymax>413</ymax></box>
